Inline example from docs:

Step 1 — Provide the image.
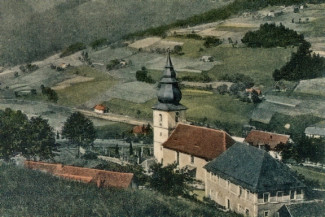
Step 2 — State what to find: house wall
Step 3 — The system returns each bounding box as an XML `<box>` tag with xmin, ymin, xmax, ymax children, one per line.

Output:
<box><xmin>153</xmin><ymin>109</ymin><xmax>185</xmax><ymax>163</ymax></box>
<box><xmin>94</xmin><ymin>109</ymin><xmax>104</xmax><ymax>114</ymax></box>
<box><xmin>163</xmin><ymin>148</ymin><xmax>208</xmax><ymax>181</ymax></box>
<box><xmin>205</xmin><ymin>170</ymin><xmax>305</xmax><ymax>217</ymax></box>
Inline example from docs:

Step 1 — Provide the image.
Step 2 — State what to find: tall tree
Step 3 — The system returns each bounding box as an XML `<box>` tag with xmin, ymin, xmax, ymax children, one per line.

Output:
<box><xmin>25</xmin><ymin>116</ymin><xmax>56</xmax><ymax>160</ymax></box>
<box><xmin>149</xmin><ymin>162</ymin><xmax>195</xmax><ymax>198</ymax></box>
<box><xmin>62</xmin><ymin>112</ymin><xmax>96</xmax><ymax>157</ymax></box>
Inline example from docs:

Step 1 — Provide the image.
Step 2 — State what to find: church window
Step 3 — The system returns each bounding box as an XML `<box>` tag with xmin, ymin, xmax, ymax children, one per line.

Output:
<box><xmin>263</xmin><ymin>193</ymin><xmax>270</xmax><ymax>203</ymax></box>
<box><xmin>175</xmin><ymin>112</ymin><xmax>179</xmax><ymax>122</ymax></box>
<box><xmin>159</xmin><ymin>114</ymin><xmax>162</xmax><ymax>122</ymax></box>
<box><xmin>176</xmin><ymin>151</ymin><xmax>179</xmax><ymax>165</ymax></box>
<box><xmin>190</xmin><ymin>155</ymin><xmax>194</xmax><ymax>164</ymax></box>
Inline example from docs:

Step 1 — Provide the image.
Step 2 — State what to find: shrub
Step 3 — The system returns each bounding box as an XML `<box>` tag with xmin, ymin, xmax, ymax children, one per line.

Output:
<box><xmin>216</xmin><ymin>84</ymin><xmax>228</xmax><ymax>95</ymax></box>
<box><xmin>219</xmin><ymin>73</ymin><xmax>254</xmax><ymax>88</ymax></box>
<box><xmin>106</xmin><ymin>59</ymin><xmax>120</xmax><ymax>70</ymax></box>
<box><xmin>204</xmin><ymin>36</ymin><xmax>222</xmax><ymax>48</ymax></box>
<box><xmin>136</xmin><ymin>67</ymin><xmax>155</xmax><ymax>83</ymax></box>
<box><xmin>60</xmin><ymin>42</ymin><xmax>86</xmax><ymax>58</ymax></box>
<box><xmin>81</xmin><ymin>151</ymin><xmax>98</xmax><ymax>160</ymax></box>
<box><xmin>90</xmin><ymin>38</ymin><xmax>108</xmax><ymax>50</ymax></box>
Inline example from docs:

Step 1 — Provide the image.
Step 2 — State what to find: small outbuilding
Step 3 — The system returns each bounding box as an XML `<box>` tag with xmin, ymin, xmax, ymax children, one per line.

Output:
<box><xmin>94</xmin><ymin>104</ymin><xmax>108</xmax><ymax>114</ymax></box>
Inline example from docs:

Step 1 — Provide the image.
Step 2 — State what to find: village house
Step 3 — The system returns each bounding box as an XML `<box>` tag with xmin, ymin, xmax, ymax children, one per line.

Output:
<box><xmin>277</xmin><ymin>200</ymin><xmax>325</xmax><ymax>217</ymax></box>
<box><xmin>152</xmin><ymin>52</ymin><xmax>234</xmax><ymax>182</ymax></box>
<box><xmin>162</xmin><ymin>123</ymin><xmax>235</xmax><ymax>181</ymax></box>
<box><xmin>244</xmin><ymin>130</ymin><xmax>291</xmax><ymax>160</ymax></box>
<box><xmin>94</xmin><ymin>104</ymin><xmax>108</xmax><ymax>114</ymax></box>
<box><xmin>204</xmin><ymin>143</ymin><xmax>306</xmax><ymax>217</ymax></box>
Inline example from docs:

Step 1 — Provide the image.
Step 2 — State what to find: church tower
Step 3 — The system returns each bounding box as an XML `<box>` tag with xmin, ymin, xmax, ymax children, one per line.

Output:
<box><xmin>152</xmin><ymin>51</ymin><xmax>187</xmax><ymax>163</ymax></box>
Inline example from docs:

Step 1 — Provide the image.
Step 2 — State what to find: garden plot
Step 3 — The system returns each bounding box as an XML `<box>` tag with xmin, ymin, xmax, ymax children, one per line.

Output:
<box><xmin>52</xmin><ymin>76</ymin><xmax>95</xmax><ymax>90</ymax></box>
<box><xmin>294</xmin><ymin>78</ymin><xmax>325</xmax><ymax>96</ymax></box>
<box><xmin>103</xmin><ymin>81</ymin><xmax>156</xmax><ymax>104</ymax></box>
<box><xmin>88</xmin><ymin>47</ymin><xmax>134</xmax><ymax>64</ymax></box>
<box><xmin>128</xmin><ymin>37</ymin><xmax>162</xmax><ymax>50</ymax></box>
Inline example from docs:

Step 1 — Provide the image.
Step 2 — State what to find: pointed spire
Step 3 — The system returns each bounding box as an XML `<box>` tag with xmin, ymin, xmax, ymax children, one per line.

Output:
<box><xmin>152</xmin><ymin>51</ymin><xmax>187</xmax><ymax>111</ymax></box>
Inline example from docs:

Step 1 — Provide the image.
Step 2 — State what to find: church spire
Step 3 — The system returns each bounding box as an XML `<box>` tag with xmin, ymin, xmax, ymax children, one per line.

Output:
<box><xmin>152</xmin><ymin>50</ymin><xmax>187</xmax><ymax>111</ymax></box>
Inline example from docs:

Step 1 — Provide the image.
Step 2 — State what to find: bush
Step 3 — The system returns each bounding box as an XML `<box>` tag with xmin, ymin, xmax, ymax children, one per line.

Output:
<box><xmin>216</xmin><ymin>84</ymin><xmax>228</xmax><ymax>95</ymax></box>
<box><xmin>41</xmin><ymin>85</ymin><xmax>58</xmax><ymax>103</ymax></box>
<box><xmin>204</xmin><ymin>37</ymin><xmax>222</xmax><ymax>48</ymax></box>
<box><xmin>219</xmin><ymin>73</ymin><xmax>254</xmax><ymax>88</ymax></box>
<box><xmin>90</xmin><ymin>38</ymin><xmax>108</xmax><ymax>50</ymax></box>
<box><xmin>242</xmin><ymin>23</ymin><xmax>305</xmax><ymax>48</ymax></box>
<box><xmin>135</xmin><ymin>67</ymin><xmax>155</xmax><ymax>83</ymax></box>
<box><xmin>106</xmin><ymin>59</ymin><xmax>120</xmax><ymax>70</ymax></box>
<box><xmin>81</xmin><ymin>151</ymin><xmax>98</xmax><ymax>160</ymax></box>
<box><xmin>60</xmin><ymin>42</ymin><xmax>86</xmax><ymax>58</ymax></box>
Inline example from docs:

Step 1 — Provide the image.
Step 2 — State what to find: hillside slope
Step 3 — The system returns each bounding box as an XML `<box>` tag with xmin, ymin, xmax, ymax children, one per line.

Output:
<box><xmin>0</xmin><ymin>0</ymin><xmax>232</xmax><ymax>66</ymax></box>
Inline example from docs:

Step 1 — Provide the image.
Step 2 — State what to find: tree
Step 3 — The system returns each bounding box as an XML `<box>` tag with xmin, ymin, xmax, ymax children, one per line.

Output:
<box><xmin>0</xmin><ymin>109</ymin><xmax>56</xmax><ymax>161</ymax></box>
<box><xmin>25</xmin><ymin>116</ymin><xmax>56</xmax><ymax>160</ymax></box>
<box><xmin>149</xmin><ymin>162</ymin><xmax>195</xmax><ymax>198</ymax></box>
<box><xmin>62</xmin><ymin>112</ymin><xmax>96</xmax><ymax>157</ymax></box>
<box><xmin>216</xmin><ymin>84</ymin><xmax>228</xmax><ymax>95</ymax></box>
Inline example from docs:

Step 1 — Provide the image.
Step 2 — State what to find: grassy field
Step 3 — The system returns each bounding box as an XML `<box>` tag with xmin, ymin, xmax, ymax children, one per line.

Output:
<box><xmin>291</xmin><ymin>165</ymin><xmax>325</xmax><ymax>187</ymax></box>
<box><xmin>0</xmin><ymin>164</ymin><xmax>239</xmax><ymax>217</ymax></box>
<box><xmin>107</xmin><ymin>89</ymin><xmax>255</xmax><ymax>136</ymax></box>
<box><xmin>56</xmin><ymin>66</ymin><xmax>116</xmax><ymax>107</ymax></box>
<box><xmin>166</xmin><ymin>37</ymin><xmax>295</xmax><ymax>87</ymax></box>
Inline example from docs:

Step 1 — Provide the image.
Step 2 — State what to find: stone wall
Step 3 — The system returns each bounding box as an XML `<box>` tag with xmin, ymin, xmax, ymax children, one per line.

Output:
<box><xmin>24</xmin><ymin>161</ymin><xmax>133</xmax><ymax>188</ymax></box>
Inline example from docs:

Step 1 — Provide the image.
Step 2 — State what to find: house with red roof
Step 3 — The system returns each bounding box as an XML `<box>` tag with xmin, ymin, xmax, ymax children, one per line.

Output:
<box><xmin>94</xmin><ymin>104</ymin><xmax>108</xmax><ymax>114</ymax></box>
<box><xmin>244</xmin><ymin>130</ymin><xmax>291</xmax><ymax>160</ymax></box>
<box><xmin>162</xmin><ymin>123</ymin><xmax>235</xmax><ymax>181</ymax></box>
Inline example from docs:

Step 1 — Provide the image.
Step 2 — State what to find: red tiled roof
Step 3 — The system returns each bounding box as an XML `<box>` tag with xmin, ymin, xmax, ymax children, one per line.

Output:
<box><xmin>162</xmin><ymin>123</ymin><xmax>235</xmax><ymax>160</ymax></box>
<box><xmin>132</xmin><ymin>125</ymin><xmax>150</xmax><ymax>134</ymax></box>
<box><xmin>94</xmin><ymin>104</ymin><xmax>106</xmax><ymax>111</ymax></box>
<box><xmin>24</xmin><ymin>161</ymin><xmax>133</xmax><ymax>189</ymax></box>
<box><xmin>244</xmin><ymin>130</ymin><xmax>290</xmax><ymax>149</ymax></box>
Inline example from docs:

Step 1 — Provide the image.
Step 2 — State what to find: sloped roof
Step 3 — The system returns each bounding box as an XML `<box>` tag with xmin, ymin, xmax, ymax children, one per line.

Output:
<box><xmin>204</xmin><ymin>143</ymin><xmax>305</xmax><ymax>193</ymax></box>
<box><xmin>281</xmin><ymin>201</ymin><xmax>325</xmax><ymax>217</ymax></box>
<box><xmin>94</xmin><ymin>104</ymin><xmax>106</xmax><ymax>110</ymax></box>
<box><xmin>305</xmin><ymin>126</ymin><xmax>325</xmax><ymax>137</ymax></box>
<box><xmin>162</xmin><ymin>123</ymin><xmax>235</xmax><ymax>161</ymax></box>
<box><xmin>245</xmin><ymin>130</ymin><xmax>290</xmax><ymax>149</ymax></box>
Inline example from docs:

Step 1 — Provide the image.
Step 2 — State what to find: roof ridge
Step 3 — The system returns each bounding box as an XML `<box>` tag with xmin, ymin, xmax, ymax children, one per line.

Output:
<box><xmin>250</xmin><ymin>130</ymin><xmax>290</xmax><ymax>137</ymax></box>
<box><xmin>254</xmin><ymin>151</ymin><xmax>268</xmax><ymax>190</ymax></box>
<box><xmin>178</xmin><ymin>123</ymin><xmax>230</xmax><ymax>134</ymax></box>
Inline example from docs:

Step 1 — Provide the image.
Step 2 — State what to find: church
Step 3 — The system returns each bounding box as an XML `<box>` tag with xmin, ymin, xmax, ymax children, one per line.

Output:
<box><xmin>151</xmin><ymin>52</ymin><xmax>235</xmax><ymax>181</ymax></box>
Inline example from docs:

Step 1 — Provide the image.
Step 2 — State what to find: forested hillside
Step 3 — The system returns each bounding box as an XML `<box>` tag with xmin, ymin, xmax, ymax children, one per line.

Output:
<box><xmin>0</xmin><ymin>0</ymin><xmax>232</xmax><ymax>66</ymax></box>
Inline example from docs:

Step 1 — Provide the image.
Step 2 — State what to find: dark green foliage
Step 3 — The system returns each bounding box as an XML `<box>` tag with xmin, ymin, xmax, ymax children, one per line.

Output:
<box><xmin>90</xmin><ymin>38</ymin><xmax>109</xmax><ymax>50</ymax></box>
<box><xmin>185</xmin><ymin>33</ymin><xmax>203</xmax><ymax>40</ymax></box>
<box><xmin>216</xmin><ymin>84</ymin><xmax>228</xmax><ymax>95</ymax></box>
<box><xmin>135</xmin><ymin>67</ymin><xmax>155</xmax><ymax>83</ymax></box>
<box><xmin>204</xmin><ymin>36</ymin><xmax>222</xmax><ymax>48</ymax></box>
<box><xmin>229</xmin><ymin>82</ymin><xmax>246</xmax><ymax>95</ymax></box>
<box><xmin>60</xmin><ymin>42</ymin><xmax>86</xmax><ymax>58</ymax></box>
<box><xmin>242</xmin><ymin>23</ymin><xmax>305</xmax><ymax>48</ymax></box>
<box><xmin>106</xmin><ymin>59</ymin><xmax>120</xmax><ymax>70</ymax></box>
<box><xmin>149</xmin><ymin>162</ymin><xmax>196</xmax><ymax>198</ymax></box>
<box><xmin>219</xmin><ymin>73</ymin><xmax>254</xmax><ymax>87</ymax></box>
<box><xmin>19</xmin><ymin>63</ymin><xmax>39</xmax><ymax>73</ymax></box>
<box><xmin>181</xmin><ymin>71</ymin><xmax>212</xmax><ymax>82</ymax></box>
<box><xmin>81</xmin><ymin>151</ymin><xmax>98</xmax><ymax>160</ymax></box>
<box><xmin>62</xmin><ymin>112</ymin><xmax>96</xmax><ymax>156</ymax></box>
<box><xmin>41</xmin><ymin>85</ymin><xmax>58</xmax><ymax>103</ymax></box>
<box><xmin>273</xmin><ymin>41</ymin><xmax>325</xmax><ymax>81</ymax></box>
<box><xmin>0</xmin><ymin>108</ymin><xmax>55</xmax><ymax>160</ymax></box>
<box><xmin>0</xmin><ymin>164</ymin><xmax>239</xmax><ymax>217</ymax></box>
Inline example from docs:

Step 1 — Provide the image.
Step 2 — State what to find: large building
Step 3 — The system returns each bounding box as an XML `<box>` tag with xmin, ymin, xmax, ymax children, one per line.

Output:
<box><xmin>162</xmin><ymin>123</ymin><xmax>235</xmax><ymax>181</ymax></box>
<box><xmin>152</xmin><ymin>52</ymin><xmax>234</xmax><ymax>180</ymax></box>
<box><xmin>204</xmin><ymin>143</ymin><xmax>305</xmax><ymax>217</ymax></box>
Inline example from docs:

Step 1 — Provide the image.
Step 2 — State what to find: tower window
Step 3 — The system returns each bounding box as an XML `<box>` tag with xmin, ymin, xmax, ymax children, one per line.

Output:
<box><xmin>159</xmin><ymin>114</ymin><xmax>162</xmax><ymax>122</ymax></box>
<box><xmin>176</xmin><ymin>151</ymin><xmax>179</xmax><ymax>165</ymax></box>
<box><xmin>190</xmin><ymin>155</ymin><xmax>194</xmax><ymax>164</ymax></box>
<box><xmin>175</xmin><ymin>112</ymin><xmax>179</xmax><ymax>122</ymax></box>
